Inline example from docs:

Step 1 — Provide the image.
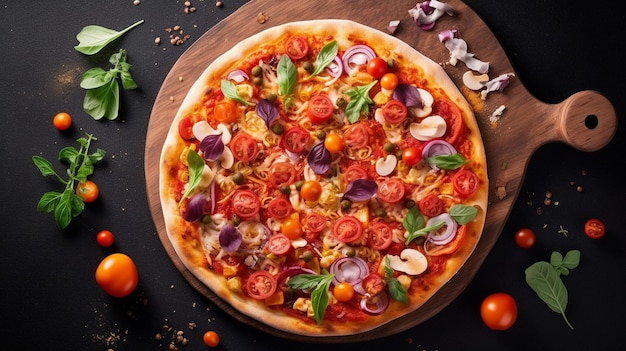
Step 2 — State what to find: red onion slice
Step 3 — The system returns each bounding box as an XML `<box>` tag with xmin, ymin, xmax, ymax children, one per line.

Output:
<box><xmin>227</xmin><ymin>69</ymin><xmax>249</xmax><ymax>83</ymax></box>
<box><xmin>330</xmin><ymin>257</ymin><xmax>370</xmax><ymax>286</ymax></box>
<box><xmin>425</xmin><ymin>213</ymin><xmax>458</xmax><ymax>245</ymax></box>
<box><xmin>360</xmin><ymin>290</ymin><xmax>390</xmax><ymax>315</ymax></box>
<box><xmin>342</xmin><ymin>45</ymin><xmax>376</xmax><ymax>75</ymax></box>
<box><xmin>277</xmin><ymin>266</ymin><xmax>317</xmax><ymax>291</ymax></box>
<box><xmin>324</xmin><ymin>56</ymin><xmax>343</xmax><ymax>86</ymax></box>
<box><xmin>421</xmin><ymin>139</ymin><xmax>456</xmax><ymax>160</ymax></box>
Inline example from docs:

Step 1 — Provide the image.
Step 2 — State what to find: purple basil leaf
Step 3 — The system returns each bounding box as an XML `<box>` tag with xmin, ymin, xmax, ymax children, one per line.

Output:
<box><xmin>256</xmin><ymin>99</ymin><xmax>279</xmax><ymax>128</ymax></box>
<box><xmin>183</xmin><ymin>193</ymin><xmax>206</xmax><ymax>222</ymax></box>
<box><xmin>343</xmin><ymin>179</ymin><xmax>378</xmax><ymax>202</ymax></box>
<box><xmin>392</xmin><ymin>84</ymin><xmax>422</xmax><ymax>108</ymax></box>
<box><xmin>199</xmin><ymin>133</ymin><xmax>224</xmax><ymax>161</ymax></box>
<box><xmin>219</xmin><ymin>223</ymin><xmax>242</xmax><ymax>252</ymax></box>
<box><xmin>307</xmin><ymin>142</ymin><xmax>331</xmax><ymax>174</ymax></box>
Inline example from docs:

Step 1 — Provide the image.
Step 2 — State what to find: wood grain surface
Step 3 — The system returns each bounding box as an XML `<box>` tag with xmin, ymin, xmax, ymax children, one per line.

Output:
<box><xmin>144</xmin><ymin>0</ymin><xmax>616</xmax><ymax>342</ymax></box>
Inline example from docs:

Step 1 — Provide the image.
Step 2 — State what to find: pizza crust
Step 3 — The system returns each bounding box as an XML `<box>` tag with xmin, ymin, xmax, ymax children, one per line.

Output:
<box><xmin>159</xmin><ymin>19</ymin><xmax>488</xmax><ymax>337</ymax></box>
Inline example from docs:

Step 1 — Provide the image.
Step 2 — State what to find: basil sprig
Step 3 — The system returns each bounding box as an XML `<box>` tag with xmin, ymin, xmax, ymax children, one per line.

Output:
<box><xmin>525</xmin><ymin>250</ymin><xmax>580</xmax><ymax>330</ymax></box>
<box><xmin>344</xmin><ymin>81</ymin><xmax>376</xmax><ymax>123</ymax></box>
<box><xmin>384</xmin><ymin>256</ymin><xmax>408</xmax><ymax>304</ymax></box>
<box><xmin>287</xmin><ymin>273</ymin><xmax>334</xmax><ymax>324</ymax></box>
<box><xmin>178</xmin><ymin>149</ymin><xmax>205</xmax><ymax>207</ymax></box>
<box><xmin>403</xmin><ymin>204</ymin><xmax>477</xmax><ymax>244</ymax></box>
<box><xmin>308</xmin><ymin>40</ymin><xmax>338</xmax><ymax>77</ymax></box>
<box><xmin>427</xmin><ymin>153</ymin><xmax>468</xmax><ymax>170</ymax></box>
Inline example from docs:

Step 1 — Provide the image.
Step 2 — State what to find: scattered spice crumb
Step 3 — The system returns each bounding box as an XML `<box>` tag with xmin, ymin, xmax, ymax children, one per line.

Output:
<box><xmin>133</xmin><ymin>0</ymin><xmax>140</xmax><ymax>5</ymax></box>
<box><xmin>558</xmin><ymin>225</ymin><xmax>569</xmax><ymax>237</ymax></box>
<box><xmin>169</xmin><ymin>96</ymin><xmax>175</xmax><ymax>102</ymax></box>
<box><xmin>536</xmin><ymin>207</ymin><xmax>542</xmax><ymax>215</ymax></box>
<box><xmin>179</xmin><ymin>76</ymin><xmax>184</xmax><ymax>82</ymax></box>
<box><xmin>216</xmin><ymin>1</ymin><xmax>223</xmax><ymax>7</ymax></box>
<box><xmin>155</xmin><ymin>37</ymin><xmax>161</xmax><ymax>45</ymax></box>
<box><xmin>488</xmin><ymin>104</ymin><xmax>506</xmax><ymax>125</ymax></box>
<box><xmin>495</xmin><ymin>181</ymin><xmax>507</xmax><ymax>200</ymax></box>
<box><xmin>257</xmin><ymin>12</ymin><xmax>270</xmax><ymax>24</ymax></box>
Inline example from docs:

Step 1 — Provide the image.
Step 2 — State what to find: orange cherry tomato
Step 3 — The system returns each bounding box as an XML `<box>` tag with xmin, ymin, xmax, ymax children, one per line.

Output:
<box><xmin>213</xmin><ymin>100</ymin><xmax>239</xmax><ymax>123</ymax></box>
<box><xmin>480</xmin><ymin>292</ymin><xmax>518</xmax><ymax>330</ymax></box>
<box><xmin>380</xmin><ymin>72</ymin><xmax>399</xmax><ymax>90</ymax></box>
<box><xmin>281</xmin><ymin>214</ymin><xmax>303</xmax><ymax>240</ymax></box>
<box><xmin>95</xmin><ymin>253</ymin><xmax>139</xmax><ymax>298</ymax></box>
<box><xmin>584</xmin><ymin>218</ymin><xmax>606</xmax><ymax>239</ymax></box>
<box><xmin>300</xmin><ymin>180</ymin><xmax>322</xmax><ymax>202</ymax></box>
<box><xmin>324</xmin><ymin>133</ymin><xmax>344</xmax><ymax>153</ymax></box>
<box><xmin>514</xmin><ymin>228</ymin><xmax>536</xmax><ymax>248</ymax></box>
<box><xmin>76</xmin><ymin>180</ymin><xmax>99</xmax><ymax>203</ymax></box>
<box><xmin>366</xmin><ymin>57</ymin><xmax>388</xmax><ymax>79</ymax></box>
<box><xmin>96</xmin><ymin>230</ymin><xmax>115</xmax><ymax>248</ymax></box>
<box><xmin>333</xmin><ymin>282</ymin><xmax>355</xmax><ymax>302</ymax></box>
<box><xmin>202</xmin><ymin>330</ymin><xmax>220</xmax><ymax>347</ymax></box>
<box><xmin>53</xmin><ymin>112</ymin><xmax>72</xmax><ymax>131</ymax></box>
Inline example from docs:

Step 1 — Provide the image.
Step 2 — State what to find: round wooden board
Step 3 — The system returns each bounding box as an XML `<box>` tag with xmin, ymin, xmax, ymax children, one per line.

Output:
<box><xmin>145</xmin><ymin>0</ymin><xmax>616</xmax><ymax>342</ymax></box>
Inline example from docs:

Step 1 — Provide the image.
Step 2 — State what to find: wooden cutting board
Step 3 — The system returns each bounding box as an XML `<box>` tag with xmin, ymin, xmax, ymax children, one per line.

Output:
<box><xmin>144</xmin><ymin>0</ymin><xmax>616</xmax><ymax>342</ymax></box>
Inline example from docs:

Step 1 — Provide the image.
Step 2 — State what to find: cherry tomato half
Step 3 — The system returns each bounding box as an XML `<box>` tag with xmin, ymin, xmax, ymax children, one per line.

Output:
<box><xmin>53</xmin><ymin>112</ymin><xmax>72</xmax><ymax>131</ymax></box>
<box><xmin>367</xmin><ymin>221</ymin><xmax>393</xmax><ymax>250</ymax></box>
<box><xmin>95</xmin><ymin>253</ymin><xmax>139</xmax><ymax>298</ymax></box>
<box><xmin>366</xmin><ymin>57</ymin><xmax>388</xmax><ymax>79</ymax></box>
<box><xmin>307</xmin><ymin>94</ymin><xmax>334</xmax><ymax>124</ymax></box>
<box><xmin>300</xmin><ymin>180</ymin><xmax>322</xmax><ymax>202</ymax></box>
<box><xmin>332</xmin><ymin>216</ymin><xmax>364</xmax><ymax>243</ymax></box>
<box><xmin>361</xmin><ymin>272</ymin><xmax>385</xmax><ymax>296</ymax></box>
<box><xmin>96</xmin><ymin>230</ymin><xmax>115</xmax><ymax>248</ymax></box>
<box><xmin>202</xmin><ymin>330</ymin><xmax>220</xmax><ymax>347</ymax></box>
<box><xmin>76</xmin><ymin>180</ymin><xmax>99</xmax><ymax>203</ymax></box>
<box><xmin>266</xmin><ymin>234</ymin><xmax>291</xmax><ymax>255</ymax></box>
<box><xmin>480</xmin><ymin>292</ymin><xmax>518</xmax><ymax>331</ymax></box>
<box><xmin>380</xmin><ymin>72</ymin><xmax>399</xmax><ymax>91</ymax></box>
<box><xmin>333</xmin><ymin>282</ymin><xmax>355</xmax><ymax>302</ymax></box>
<box><xmin>418</xmin><ymin>194</ymin><xmax>444</xmax><ymax>217</ymax></box>
<box><xmin>267</xmin><ymin>196</ymin><xmax>293</xmax><ymax>220</ymax></box>
<box><xmin>452</xmin><ymin>169</ymin><xmax>479</xmax><ymax>197</ymax></box>
<box><xmin>401</xmin><ymin>146</ymin><xmax>422</xmax><ymax>166</ymax></box>
<box><xmin>377</xmin><ymin>178</ymin><xmax>405</xmax><ymax>204</ymax></box>
<box><xmin>343</xmin><ymin>164</ymin><xmax>369</xmax><ymax>185</ymax></box>
<box><xmin>382</xmin><ymin>100</ymin><xmax>408</xmax><ymax>124</ymax></box>
<box><xmin>514</xmin><ymin>228</ymin><xmax>536</xmax><ymax>248</ymax></box>
<box><xmin>177</xmin><ymin>115</ymin><xmax>195</xmax><ymax>141</ymax></box>
<box><xmin>343</xmin><ymin>123</ymin><xmax>372</xmax><ymax>149</ymax></box>
<box><xmin>230</xmin><ymin>132</ymin><xmax>259</xmax><ymax>162</ymax></box>
<box><xmin>281</xmin><ymin>126</ymin><xmax>310</xmax><ymax>154</ymax></box>
<box><xmin>246</xmin><ymin>270</ymin><xmax>277</xmax><ymax>299</ymax></box>
<box><xmin>232</xmin><ymin>190</ymin><xmax>261</xmax><ymax>219</ymax></box>
<box><xmin>214</xmin><ymin>100</ymin><xmax>239</xmax><ymax>123</ymax></box>
<box><xmin>268</xmin><ymin>162</ymin><xmax>296</xmax><ymax>189</ymax></box>
<box><xmin>285</xmin><ymin>35</ymin><xmax>309</xmax><ymax>60</ymax></box>
<box><xmin>303</xmin><ymin>212</ymin><xmax>327</xmax><ymax>233</ymax></box>
<box><xmin>584</xmin><ymin>218</ymin><xmax>606</xmax><ymax>239</ymax></box>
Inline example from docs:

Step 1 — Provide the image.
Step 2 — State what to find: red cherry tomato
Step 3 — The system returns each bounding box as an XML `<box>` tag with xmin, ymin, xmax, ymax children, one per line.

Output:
<box><xmin>361</xmin><ymin>272</ymin><xmax>385</xmax><ymax>296</ymax></box>
<box><xmin>267</xmin><ymin>196</ymin><xmax>293</xmax><ymax>220</ymax></box>
<box><xmin>343</xmin><ymin>164</ymin><xmax>369</xmax><ymax>185</ymax></box>
<box><xmin>303</xmin><ymin>213</ymin><xmax>327</xmax><ymax>233</ymax></box>
<box><xmin>231</xmin><ymin>190</ymin><xmax>261</xmax><ymax>219</ymax></box>
<box><xmin>377</xmin><ymin>178</ymin><xmax>405</xmax><ymax>204</ymax></box>
<box><xmin>452</xmin><ymin>169</ymin><xmax>479</xmax><ymax>197</ymax></box>
<box><xmin>480</xmin><ymin>292</ymin><xmax>518</xmax><ymax>330</ymax></box>
<box><xmin>332</xmin><ymin>216</ymin><xmax>364</xmax><ymax>243</ymax></box>
<box><xmin>230</xmin><ymin>132</ymin><xmax>259</xmax><ymax>162</ymax></box>
<box><xmin>245</xmin><ymin>270</ymin><xmax>277</xmax><ymax>299</ymax></box>
<box><xmin>96</xmin><ymin>230</ymin><xmax>115</xmax><ymax>248</ymax></box>
<box><xmin>366</xmin><ymin>57</ymin><xmax>388</xmax><ymax>79</ymax></box>
<box><xmin>268</xmin><ymin>162</ymin><xmax>296</xmax><ymax>189</ymax></box>
<box><xmin>213</xmin><ymin>100</ymin><xmax>239</xmax><ymax>123</ymax></box>
<box><xmin>300</xmin><ymin>180</ymin><xmax>322</xmax><ymax>202</ymax></box>
<box><xmin>280</xmin><ymin>126</ymin><xmax>310</xmax><ymax>153</ymax></box>
<box><xmin>202</xmin><ymin>330</ymin><xmax>220</xmax><ymax>347</ymax></box>
<box><xmin>343</xmin><ymin>123</ymin><xmax>372</xmax><ymax>149</ymax></box>
<box><xmin>177</xmin><ymin>115</ymin><xmax>195</xmax><ymax>141</ymax></box>
<box><xmin>584</xmin><ymin>218</ymin><xmax>606</xmax><ymax>239</ymax></box>
<box><xmin>382</xmin><ymin>100</ymin><xmax>408</xmax><ymax>124</ymax></box>
<box><xmin>95</xmin><ymin>253</ymin><xmax>139</xmax><ymax>298</ymax></box>
<box><xmin>418</xmin><ymin>194</ymin><xmax>444</xmax><ymax>217</ymax></box>
<box><xmin>367</xmin><ymin>221</ymin><xmax>393</xmax><ymax>250</ymax></box>
<box><xmin>285</xmin><ymin>35</ymin><xmax>309</xmax><ymax>60</ymax></box>
<box><xmin>401</xmin><ymin>147</ymin><xmax>422</xmax><ymax>166</ymax></box>
<box><xmin>266</xmin><ymin>234</ymin><xmax>292</xmax><ymax>255</ymax></box>
<box><xmin>53</xmin><ymin>112</ymin><xmax>72</xmax><ymax>131</ymax></box>
<box><xmin>514</xmin><ymin>228</ymin><xmax>536</xmax><ymax>248</ymax></box>
<box><xmin>307</xmin><ymin>94</ymin><xmax>334</xmax><ymax>124</ymax></box>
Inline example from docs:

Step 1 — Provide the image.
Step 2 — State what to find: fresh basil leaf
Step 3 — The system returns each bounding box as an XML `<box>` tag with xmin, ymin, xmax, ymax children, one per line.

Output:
<box><xmin>80</xmin><ymin>67</ymin><xmax>114</xmax><ymax>89</ymax></box>
<box><xmin>403</xmin><ymin>206</ymin><xmax>424</xmax><ymax>237</ymax></box>
<box><xmin>256</xmin><ymin>99</ymin><xmax>279</xmax><ymax>128</ymax></box>
<box><xmin>405</xmin><ymin>221</ymin><xmax>445</xmax><ymax>245</ymax></box>
<box><xmin>54</xmin><ymin>189</ymin><xmax>74</xmax><ymax>229</ymax></box>
<box><xmin>343</xmin><ymin>179</ymin><xmax>378</xmax><ymax>202</ymax></box>
<box><xmin>384</xmin><ymin>256</ymin><xmax>408</xmax><ymax>304</ymax></box>
<box><xmin>84</xmin><ymin>78</ymin><xmax>120</xmax><ymax>120</ymax></box>
<box><xmin>221</xmin><ymin>79</ymin><xmax>254</xmax><ymax>106</ymax></box>
<box><xmin>70</xmin><ymin>192</ymin><xmax>85</xmax><ymax>216</ymax></box>
<box><xmin>199</xmin><ymin>133</ymin><xmax>225</xmax><ymax>161</ymax></box>
<box><xmin>561</xmin><ymin>250</ymin><xmax>581</xmax><ymax>270</ymax></box>
<box><xmin>525</xmin><ymin>261</ymin><xmax>574</xmax><ymax>330</ymax></box>
<box><xmin>449</xmin><ymin>204</ymin><xmax>477</xmax><ymax>225</ymax></box>
<box><xmin>344</xmin><ymin>81</ymin><xmax>376</xmax><ymax>123</ymax></box>
<box><xmin>120</xmin><ymin>70</ymin><xmax>137</xmax><ymax>90</ymax></box>
<box><xmin>179</xmin><ymin>149</ymin><xmax>205</xmax><ymax>206</ymax></box>
<box><xmin>32</xmin><ymin>156</ymin><xmax>58</xmax><ymax>178</ymax></box>
<box><xmin>309</xmin><ymin>40</ymin><xmax>338</xmax><ymax>77</ymax></box>
<box><xmin>307</xmin><ymin>142</ymin><xmax>331</xmax><ymax>175</ymax></box>
<box><xmin>74</xmin><ymin>20</ymin><xmax>144</xmax><ymax>55</ymax></box>
<box><xmin>427</xmin><ymin>153</ymin><xmax>468</xmax><ymax>170</ymax></box>
<box><xmin>76</xmin><ymin>157</ymin><xmax>95</xmax><ymax>182</ymax></box>
<box><xmin>286</xmin><ymin>273</ymin><xmax>335</xmax><ymax>324</ymax></box>
<box><xmin>88</xmin><ymin>148</ymin><xmax>107</xmax><ymax>164</ymax></box>
<box><xmin>36</xmin><ymin>192</ymin><xmax>63</xmax><ymax>213</ymax></box>
<box><xmin>58</xmin><ymin>147</ymin><xmax>80</xmax><ymax>164</ymax></box>
<box><xmin>278</xmin><ymin>54</ymin><xmax>297</xmax><ymax>97</ymax></box>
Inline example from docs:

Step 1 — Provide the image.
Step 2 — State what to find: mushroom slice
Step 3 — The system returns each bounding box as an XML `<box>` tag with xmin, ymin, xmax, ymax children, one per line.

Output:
<box><xmin>375</xmin><ymin>154</ymin><xmax>398</xmax><ymax>176</ymax></box>
<box><xmin>462</xmin><ymin>71</ymin><xmax>489</xmax><ymax>91</ymax></box>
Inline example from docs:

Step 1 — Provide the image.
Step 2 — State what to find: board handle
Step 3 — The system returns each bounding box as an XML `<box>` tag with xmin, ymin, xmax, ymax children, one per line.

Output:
<box><xmin>557</xmin><ymin>90</ymin><xmax>617</xmax><ymax>152</ymax></box>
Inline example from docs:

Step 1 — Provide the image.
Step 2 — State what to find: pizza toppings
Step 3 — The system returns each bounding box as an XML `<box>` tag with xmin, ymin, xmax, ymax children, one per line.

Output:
<box><xmin>438</xmin><ymin>29</ymin><xmax>489</xmax><ymax>74</ymax></box>
<box><xmin>408</xmin><ymin>0</ymin><xmax>455</xmax><ymax>30</ymax></box>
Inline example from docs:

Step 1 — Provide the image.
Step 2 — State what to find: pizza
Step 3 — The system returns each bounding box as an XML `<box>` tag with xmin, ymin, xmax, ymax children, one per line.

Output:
<box><xmin>159</xmin><ymin>19</ymin><xmax>488</xmax><ymax>336</ymax></box>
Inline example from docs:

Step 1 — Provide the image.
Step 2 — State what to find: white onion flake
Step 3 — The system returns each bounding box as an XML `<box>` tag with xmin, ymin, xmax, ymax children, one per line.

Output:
<box><xmin>408</xmin><ymin>0</ymin><xmax>455</xmax><ymax>30</ymax></box>
<box><xmin>439</xmin><ymin>30</ymin><xmax>489</xmax><ymax>73</ymax></box>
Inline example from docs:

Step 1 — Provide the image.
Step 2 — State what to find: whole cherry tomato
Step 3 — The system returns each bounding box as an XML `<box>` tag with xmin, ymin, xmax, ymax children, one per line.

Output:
<box><xmin>333</xmin><ymin>282</ymin><xmax>355</xmax><ymax>302</ymax></box>
<box><xmin>480</xmin><ymin>292</ymin><xmax>518</xmax><ymax>330</ymax></box>
<box><xmin>514</xmin><ymin>228</ymin><xmax>536</xmax><ymax>248</ymax></box>
<box><xmin>53</xmin><ymin>112</ymin><xmax>72</xmax><ymax>131</ymax></box>
<box><xmin>300</xmin><ymin>180</ymin><xmax>322</xmax><ymax>202</ymax></box>
<box><xmin>584</xmin><ymin>218</ymin><xmax>605</xmax><ymax>239</ymax></box>
<box><xmin>76</xmin><ymin>180</ymin><xmax>99</xmax><ymax>203</ymax></box>
<box><xmin>96</xmin><ymin>230</ymin><xmax>115</xmax><ymax>248</ymax></box>
<box><xmin>95</xmin><ymin>253</ymin><xmax>139</xmax><ymax>298</ymax></box>
<box><xmin>367</xmin><ymin>57</ymin><xmax>388</xmax><ymax>79</ymax></box>
<box><xmin>380</xmin><ymin>72</ymin><xmax>399</xmax><ymax>90</ymax></box>
<box><xmin>202</xmin><ymin>330</ymin><xmax>220</xmax><ymax>347</ymax></box>
<box><xmin>401</xmin><ymin>147</ymin><xmax>422</xmax><ymax>166</ymax></box>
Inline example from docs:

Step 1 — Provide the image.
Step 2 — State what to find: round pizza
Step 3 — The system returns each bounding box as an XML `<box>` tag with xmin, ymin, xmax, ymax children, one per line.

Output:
<box><xmin>159</xmin><ymin>19</ymin><xmax>488</xmax><ymax>336</ymax></box>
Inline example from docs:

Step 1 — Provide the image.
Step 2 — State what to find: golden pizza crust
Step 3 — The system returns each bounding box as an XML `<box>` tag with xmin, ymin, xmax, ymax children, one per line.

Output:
<box><xmin>159</xmin><ymin>19</ymin><xmax>488</xmax><ymax>337</ymax></box>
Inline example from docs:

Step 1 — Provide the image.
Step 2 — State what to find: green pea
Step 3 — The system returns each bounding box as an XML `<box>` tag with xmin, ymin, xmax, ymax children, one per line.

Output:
<box><xmin>375</xmin><ymin>208</ymin><xmax>387</xmax><ymax>218</ymax></box>
<box><xmin>302</xmin><ymin>61</ymin><xmax>314</xmax><ymax>73</ymax></box>
<box><xmin>251</xmin><ymin>65</ymin><xmax>262</xmax><ymax>77</ymax></box>
<box><xmin>387</xmin><ymin>58</ymin><xmax>396</xmax><ymax>69</ymax></box>
<box><xmin>340</xmin><ymin>199</ymin><xmax>352</xmax><ymax>211</ymax></box>
<box><xmin>232</xmin><ymin>171</ymin><xmax>244</xmax><ymax>184</ymax></box>
<box><xmin>280</xmin><ymin>185</ymin><xmax>291</xmax><ymax>195</ymax></box>
<box><xmin>384</xmin><ymin>142</ymin><xmax>395</xmax><ymax>153</ymax></box>
<box><xmin>345</xmin><ymin>247</ymin><xmax>356</xmax><ymax>257</ymax></box>
<box><xmin>267</xmin><ymin>93</ymin><xmax>277</xmax><ymax>103</ymax></box>
<box><xmin>271</xmin><ymin>122</ymin><xmax>284</xmax><ymax>135</ymax></box>
<box><xmin>300</xmin><ymin>250</ymin><xmax>314</xmax><ymax>262</ymax></box>
<box><xmin>315</xmin><ymin>130</ymin><xmax>326</xmax><ymax>140</ymax></box>
<box><xmin>253</xmin><ymin>76</ymin><xmax>263</xmax><ymax>86</ymax></box>
<box><xmin>231</xmin><ymin>215</ymin><xmax>241</xmax><ymax>226</ymax></box>
<box><xmin>200</xmin><ymin>215</ymin><xmax>212</xmax><ymax>225</ymax></box>
<box><xmin>405</xmin><ymin>199</ymin><xmax>416</xmax><ymax>209</ymax></box>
